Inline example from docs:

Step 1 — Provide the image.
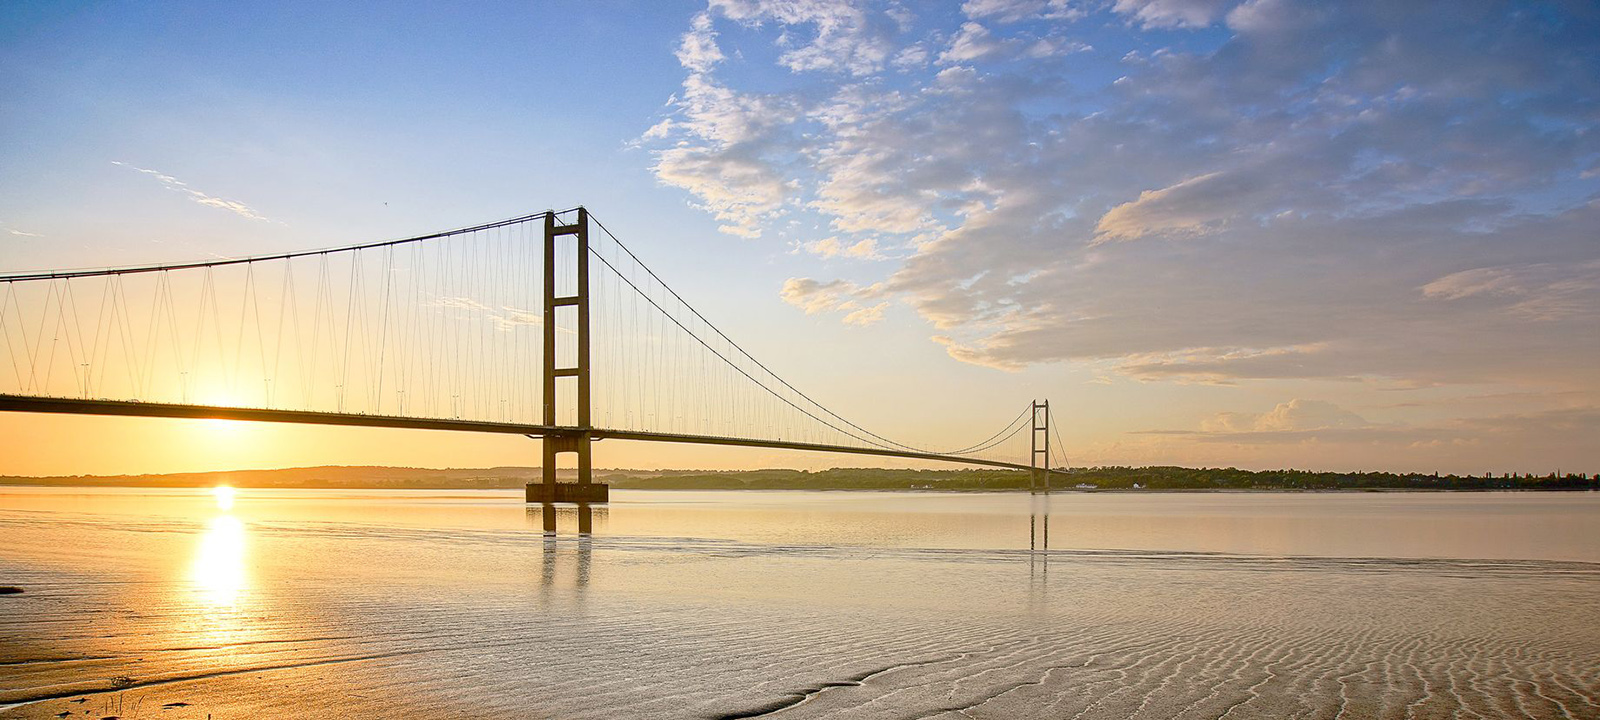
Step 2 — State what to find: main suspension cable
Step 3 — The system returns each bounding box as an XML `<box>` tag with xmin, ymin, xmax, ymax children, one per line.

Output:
<box><xmin>587</xmin><ymin>210</ymin><xmax>1021</xmax><ymax>458</ymax></box>
<box><xmin>0</xmin><ymin>207</ymin><xmax>583</xmax><ymax>282</ymax></box>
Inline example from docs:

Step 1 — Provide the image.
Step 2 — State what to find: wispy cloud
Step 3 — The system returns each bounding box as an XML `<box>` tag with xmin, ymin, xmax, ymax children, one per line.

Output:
<box><xmin>111</xmin><ymin>161</ymin><xmax>271</xmax><ymax>222</ymax></box>
<box><xmin>0</xmin><ymin>219</ymin><xmax>43</xmax><ymax>238</ymax></box>
<box><xmin>433</xmin><ymin>297</ymin><xmax>575</xmax><ymax>335</ymax></box>
<box><xmin>1133</xmin><ymin>401</ymin><xmax>1600</xmax><ymax>463</ymax></box>
<box><xmin>1422</xmin><ymin>262</ymin><xmax>1600</xmax><ymax>321</ymax></box>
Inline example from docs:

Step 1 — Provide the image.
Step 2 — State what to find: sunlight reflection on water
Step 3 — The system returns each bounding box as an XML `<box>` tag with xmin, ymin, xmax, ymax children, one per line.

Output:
<box><xmin>192</xmin><ymin>513</ymin><xmax>247</xmax><ymax>607</ymax></box>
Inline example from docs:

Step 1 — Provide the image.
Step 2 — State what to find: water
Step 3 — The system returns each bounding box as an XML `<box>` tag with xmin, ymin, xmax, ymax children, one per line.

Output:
<box><xmin>1</xmin><ymin>487</ymin><xmax>1597</xmax><ymax>718</ymax></box>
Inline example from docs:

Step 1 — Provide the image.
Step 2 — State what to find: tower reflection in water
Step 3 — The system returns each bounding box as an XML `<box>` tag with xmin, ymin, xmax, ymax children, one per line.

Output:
<box><xmin>528</xmin><ymin>503</ymin><xmax>603</xmax><ymax>589</ymax></box>
<box><xmin>1029</xmin><ymin>493</ymin><xmax>1050</xmax><ymax>578</ymax></box>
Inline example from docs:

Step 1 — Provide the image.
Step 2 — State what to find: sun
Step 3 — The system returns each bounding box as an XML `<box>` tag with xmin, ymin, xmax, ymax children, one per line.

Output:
<box><xmin>213</xmin><ymin>484</ymin><xmax>236</xmax><ymax>511</ymax></box>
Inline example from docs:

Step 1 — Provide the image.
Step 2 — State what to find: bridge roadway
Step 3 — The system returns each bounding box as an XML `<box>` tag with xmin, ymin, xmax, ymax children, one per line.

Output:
<box><xmin>0</xmin><ymin>394</ymin><xmax>1034</xmax><ymax>472</ymax></box>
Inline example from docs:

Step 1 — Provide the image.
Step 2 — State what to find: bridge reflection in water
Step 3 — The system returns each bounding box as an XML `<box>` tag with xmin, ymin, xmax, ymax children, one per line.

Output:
<box><xmin>530</xmin><ymin>503</ymin><xmax>602</xmax><ymax>590</ymax></box>
<box><xmin>1030</xmin><ymin>494</ymin><xmax>1051</xmax><ymax>579</ymax></box>
<box><xmin>522</xmin><ymin>495</ymin><xmax>1056</xmax><ymax>592</ymax></box>
<box><xmin>529</xmin><ymin>502</ymin><xmax>603</xmax><ymax>535</ymax></box>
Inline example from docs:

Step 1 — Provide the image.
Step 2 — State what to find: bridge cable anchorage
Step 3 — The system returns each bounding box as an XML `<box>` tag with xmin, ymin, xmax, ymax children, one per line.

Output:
<box><xmin>0</xmin><ymin>206</ymin><xmax>1046</xmax><ymax>471</ymax></box>
<box><xmin>586</xmin><ymin>210</ymin><xmax>1032</xmax><ymax>459</ymax></box>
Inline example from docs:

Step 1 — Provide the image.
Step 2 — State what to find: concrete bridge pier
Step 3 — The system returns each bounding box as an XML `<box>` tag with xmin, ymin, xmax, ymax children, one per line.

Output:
<box><xmin>524</xmin><ymin>431</ymin><xmax>609</xmax><ymax>503</ymax></box>
<box><xmin>525</xmin><ymin>482</ymin><xmax>609</xmax><ymax>503</ymax></box>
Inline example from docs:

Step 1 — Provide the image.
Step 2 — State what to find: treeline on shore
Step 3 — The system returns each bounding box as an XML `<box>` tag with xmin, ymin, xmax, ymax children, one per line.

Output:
<box><xmin>604</xmin><ymin>467</ymin><xmax>1598</xmax><ymax>491</ymax></box>
<box><xmin>2</xmin><ymin>465</ymin><xmax>1593</xmax><ymax>491</ymax></box>
<box><xmin>1045</xmin><ymin>466</ymin><xmax>1596</xmax><ymax>491</ymax></box>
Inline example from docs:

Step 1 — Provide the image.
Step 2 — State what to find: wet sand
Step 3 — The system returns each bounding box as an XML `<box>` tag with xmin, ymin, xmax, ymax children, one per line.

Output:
<box><xmin>2</xmin><ymin>489</ymin><xmax>1597</xmax><ymax>718</ymax></box>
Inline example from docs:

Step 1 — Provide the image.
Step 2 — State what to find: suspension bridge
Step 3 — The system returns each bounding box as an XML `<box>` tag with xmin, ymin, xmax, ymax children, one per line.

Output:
<box><xmin>0</xmin><ymin>208</ymin><xmax>1062</xmax><ymax>502</ymax></box>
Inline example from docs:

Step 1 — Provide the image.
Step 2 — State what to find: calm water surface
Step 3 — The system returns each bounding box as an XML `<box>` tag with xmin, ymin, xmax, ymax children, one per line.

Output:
<box><xmin>1</xmin><ymin>487</ymin><xmax>1597</xmax><ymax>718</ymax></box>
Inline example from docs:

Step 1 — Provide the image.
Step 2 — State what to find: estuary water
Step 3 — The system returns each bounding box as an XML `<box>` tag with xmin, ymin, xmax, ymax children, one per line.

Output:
<box><xmin>1</xmin><ymin>487</ymin><xmax>1596</xmax><ymax>719</ymax></box>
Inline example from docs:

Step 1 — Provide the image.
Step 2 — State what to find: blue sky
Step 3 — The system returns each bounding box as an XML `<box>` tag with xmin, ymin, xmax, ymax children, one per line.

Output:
<box><xmin>2</xmin><ymin>1</ymin><xmax>1597</xmax><ymax>475</ymax></box>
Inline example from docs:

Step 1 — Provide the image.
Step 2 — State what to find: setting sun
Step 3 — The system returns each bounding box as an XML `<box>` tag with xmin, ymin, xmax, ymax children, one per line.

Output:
<box><xmin>212</xmin><ymin>485</ymin><xmax>236</xmax><ymax>511</ymax></box>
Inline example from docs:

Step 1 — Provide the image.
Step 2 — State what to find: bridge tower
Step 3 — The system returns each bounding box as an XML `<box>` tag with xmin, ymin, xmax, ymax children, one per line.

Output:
<box><xmin>1031</xmin><ymin>400</ymin><xmax>1051</xmax><ymax>493</ymax></box>
<box><xmin>526</xmin><ymin>208</ymin><xmax>608</xmax><ymax>503</ymax></box>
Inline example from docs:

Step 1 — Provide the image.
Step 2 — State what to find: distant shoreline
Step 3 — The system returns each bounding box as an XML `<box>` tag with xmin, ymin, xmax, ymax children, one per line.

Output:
<box><xmin>0</xmin><ymin>483</ymin><xmax>1592</xmax><ymax>494</ymax></box>
<box><xmin>1</xmin><ymin>465</ymin><xmax>1593</xmax><ymax>492</ymax></box>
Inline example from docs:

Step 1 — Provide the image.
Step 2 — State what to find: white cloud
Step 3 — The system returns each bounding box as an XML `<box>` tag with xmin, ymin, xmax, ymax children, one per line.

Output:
<box><xmin>1202</xmin><ymin>398</ymin><xmax>1369</xmax><ymax>433</ymax></box>
<box><xmin>779</xmin><ymin>277</ymin><xmax>887</xmax><ymax>325</ymax></box>
<box><xmin>1421</xmin><ymin>267</ymin><xmax>1522</xmax><ymax>301</ymax></box>
<box><xmin>654</xmin><ymin>144</ymin><xmax>791</xmax><ymax>238</ymax></box>
<box><xmin>780</xmin><ymin>277</ymin><xmax>858</xmax><ymax>314</ymax></box>
<box><xmin>941</xmin><ymin>22</ymin><xmax>1003</xmax><ymax>63</ymax></box>
<box><xmin>892</xmin><ymin>43</ymin><xmax>930</xmax><ymax>70</ymax></box>
<box><xmin>111</xmin><ymin>161</ymin><xmax>271</xmax><ymax>222</ymax></box>
<box><xmin>1025</xmin><ymin>37</ymin><xmax>1091</xmax><ymax>58</ymax></box>
<box><xmin>646</xmin><ymin>73</ymin><xmax>801</xmax><ymax>238</ymax></box>
<box><xmin>932</xmin><ymin>333</ymin><xmax>1025</xmax><ymax>371</ymax></box>
<box><xmin>434</xmin><ymin>296</ymin><xmax>492</xmax><ymax>312</ymax></box>
<box><xmin>842</xmin><ymin>301</ymin><xmax>889</xmax><ymax>325</ymax></box>
<box><xmin>1126</xmin><ymin>403</ymin><xmax>1600</xmax><ymax>472</ymax></box>
<box><xmin>1112</xmin><ymin>0</ymin><xmax>1232</xmax><ymax>29</ymax></box>
<box><xmin>1093</xmin><ymin>171</ymin><xmax>1252</xmax><ymax>242</ymax></box>
<box><xmin>939</xmin><ymin>20</ymin><xmax>1089</xmax><ymax>64</ymax></box>
<box><xmin>961</xmin><ymin>0</ymin><xmax>1086</xmax><ymax>23</ymax></box>
<box><xmin>802</xmin><ymin>236</ymin><xmax>884</xmax><ymax>259</ymax></box>
<box><xmin>1224</xmin><ymin>0</ymin><xmax>1319</xmax><ymax>34</ymax></box>
<box><xmin>710</xmin><ymin>0</ymin><xmax>896</xmax><ymax>76</ymax></box>
<box><xmin>1106</xmin><ymin>403</ymin><xmax>1600</xmax><ymax>472</ymax></box>
<box><xmin>676</xmin><ymin>12</ymin><xmax>725</xmax><ymax>73</ymax></box>
<box><xmin>1115</xmin><ymin>344</ymin><xmax>1338</xmax><ymax>383</ymax></box>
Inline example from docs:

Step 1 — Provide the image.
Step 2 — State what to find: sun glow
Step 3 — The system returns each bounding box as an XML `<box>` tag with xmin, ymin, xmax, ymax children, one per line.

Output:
<box><xmin>199</xmin><ymin>416</ymin><xmax>250</xmax><ymax>439</ymax></box>
<box><xmin>186</xmin><ymin>414</ymin><xmax>268</xmax><ymax>471</ymax></box>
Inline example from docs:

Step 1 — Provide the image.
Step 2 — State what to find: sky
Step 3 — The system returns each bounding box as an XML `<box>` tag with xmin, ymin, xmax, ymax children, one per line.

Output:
<box><xmin>1</xmin><ymin>0</ymin><xmax>1597</xmax><ymax>476</ymax></box>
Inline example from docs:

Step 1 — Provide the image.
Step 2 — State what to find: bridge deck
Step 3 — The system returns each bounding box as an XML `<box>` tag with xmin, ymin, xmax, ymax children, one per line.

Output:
<box><xmin>0</xmin><ymin>395</ymin><xmax>1033</xmax><ymax>472</ymax></box>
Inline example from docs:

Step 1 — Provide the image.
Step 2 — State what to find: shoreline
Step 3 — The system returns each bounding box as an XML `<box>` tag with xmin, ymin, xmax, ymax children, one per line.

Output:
<box><xmin>0</xmin><ymin>481</ymin><xmax>1593</xmax><ymax>494</ymax></box>
<box><xmin>2</xmin><ymin>464</ymin><xmax>1592</xmax><ymax>493</ymax></box>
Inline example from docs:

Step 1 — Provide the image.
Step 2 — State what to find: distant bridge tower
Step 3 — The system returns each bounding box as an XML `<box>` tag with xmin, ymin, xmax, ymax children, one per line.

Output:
<box><xmin>527</xmin><ymin>208</ymin><xmax>608</xmax><ymax>503</ymax></box>
<box><xmin>1031</xmin><ymin>400</ymin><xmax>1051</xmax><ymax>493</ymax></box>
